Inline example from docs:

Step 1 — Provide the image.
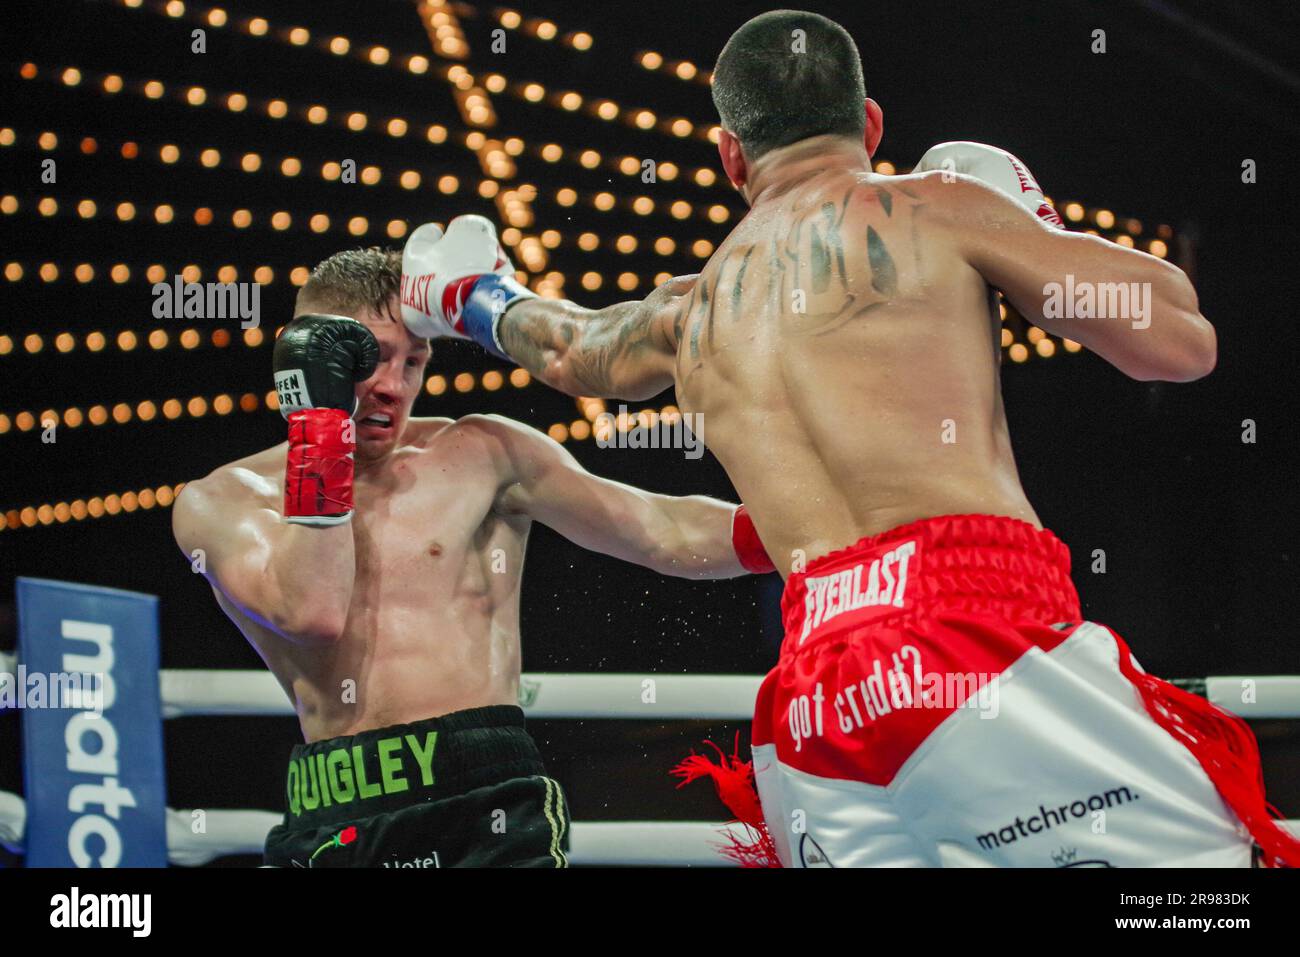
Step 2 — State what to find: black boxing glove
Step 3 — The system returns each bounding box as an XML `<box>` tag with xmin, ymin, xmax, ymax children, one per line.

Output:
<box><xmin>273</xmin><ymin>313</ymin><xmax>380</xmax><ymax>418</ymax></box>
<box><xmin>272</xmin><ymin>314</ymin><xmax>380</xmax><ymax>525</ymax></box>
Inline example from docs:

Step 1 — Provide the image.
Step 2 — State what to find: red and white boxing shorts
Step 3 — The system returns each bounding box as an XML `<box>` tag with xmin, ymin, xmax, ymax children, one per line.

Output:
<box><xmin>750</xmin><ymin>514</ymin><xmax>1300</xmax><ymax>867</ymax></box>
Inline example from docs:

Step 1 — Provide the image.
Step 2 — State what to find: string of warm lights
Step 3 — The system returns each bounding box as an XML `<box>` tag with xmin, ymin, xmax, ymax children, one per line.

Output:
<box><xmin>637</xmin><ymin>50</ymin><xmax>714</xmax><ymax>87</ymax></box>
<box><xmin>1</xmin><ymin>259</ymin><xmax>312</xmax><ymax>287</ymax></box>
<box><xmin>2</xmin><ymin>124</ymin><xmax>455</xmax><ymax>201</ymax></box>
<box><xmin>0</xmin><ymin>326</ymin><xmax>266</xmax><ymax>357</ymax></box>
<box><xmin>453</xmin><ymin>66</ymin><xmax>721</xmax><ymax>146</ymax></box>
<box><xmin>487</xmin><ymin>7</ymin><xmax>593</xmax><ymax>53</ymax></box>
<box><xmin>4</xmin><ymin>394</ymin><xmax>266</xmax><ymax>435</ymax></box>
<box><xmin>4</xmin><ymin>483</ymin><xmax>185</xmax><ymax>531</ymax></box>
<box><xmin>111</xmin><ymin>0</ymin><xmax>459</xmax><ymax>63</ymax></box>
<box><xmin>0</xmin><ymin>368</ymin><xmax>537</xmax><ymax>439</ymax></box>
<box><xmin>3</xmin><ymin>189</ymin><xmax>410</xmax><ymax>240</ymax></box>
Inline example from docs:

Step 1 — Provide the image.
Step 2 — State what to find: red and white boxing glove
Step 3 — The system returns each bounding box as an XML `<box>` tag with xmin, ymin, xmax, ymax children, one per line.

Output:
<box><xmin>400</xmin><ymin>216</ymin><xmax>537</xmax><ymax>360</ymax></box>
<box><xmin>915</xmin><ymin>141</ymin><xmax>1064</xmax><ymax>228</ymax></box>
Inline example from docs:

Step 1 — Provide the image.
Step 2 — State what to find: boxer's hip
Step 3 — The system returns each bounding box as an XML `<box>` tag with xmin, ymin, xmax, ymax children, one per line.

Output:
<box><xmin>264</xmin><ymin>705</ymin><xmax>569</xmax><ymax>867</ymax></box>
<box><xmin>751</xmin><ymin>513</ymin><xmax>1294</xmax><ymax>866</ymax></box>
<box><xmin>757</xmin><ymin>513</ymin><xmax>1083</xmax><ymax>786</ymax></box>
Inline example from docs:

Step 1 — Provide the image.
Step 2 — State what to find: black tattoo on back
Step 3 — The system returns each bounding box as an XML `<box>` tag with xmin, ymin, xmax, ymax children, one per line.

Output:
<box><xmin>867</xmin><ymin>225</ymin><xmax>897</xmax><ymax>296</ymax></box>
<box><xmin>733</xmin><ymin>246</ymin><xmax>754</xmax><ymax>315</ymax></box>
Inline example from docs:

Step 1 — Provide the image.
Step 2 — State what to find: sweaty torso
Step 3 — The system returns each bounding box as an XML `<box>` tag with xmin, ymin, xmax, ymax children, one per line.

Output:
<box><xmin>211</xmin><ymin>418</ymin><xmax>527</xmax><ymax>742</ymax></box>
<box><xmin>673</xmin><ymin>166</ymin><xmax>1038</xmax><ymax>572</ymax></box>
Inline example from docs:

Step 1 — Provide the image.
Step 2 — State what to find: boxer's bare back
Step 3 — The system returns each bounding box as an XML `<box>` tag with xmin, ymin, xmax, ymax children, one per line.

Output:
<box><xmin>668</xmin><ymin>148</ymin><xmax>1037</xmax><ymax>566</ymax></box>
<box><xmin>501</xmin><ymin>136</ymin><xmax>1212</xmax><ymax>571</ymax></box>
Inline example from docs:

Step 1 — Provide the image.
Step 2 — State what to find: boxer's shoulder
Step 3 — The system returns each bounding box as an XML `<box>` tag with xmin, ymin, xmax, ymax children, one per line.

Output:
<box><xmin>437</xmin><ymin>413</ymin><xmax>562</xmax><ymax>475</ymax></box>
<box><xmin>893</xmin><ymin>167</ymin><xmax>1006</xmax><ymax>219</ymax></box>
<box><xmin>400</xmin><ymin>414</ymin><xmax>527</xmax><ymax>474</ymax></box>
<box><xmin>180</xmin><ymin>443</ymin><xmax>286</xmax><ymax>509</ymax></box>
<box><xmin>441</xmin><ymin>412</ymin><xmax>533</xmax><ymax>445</ymax></box>
<box><xmin>172</xmin><ymin>445</ymin><xmax>286</xmax><ymax>550</ymax></box>
<box><xmin>402</xmin><ymin>415</ymin><xmax>457</xmax><ymax>444</ymax></box>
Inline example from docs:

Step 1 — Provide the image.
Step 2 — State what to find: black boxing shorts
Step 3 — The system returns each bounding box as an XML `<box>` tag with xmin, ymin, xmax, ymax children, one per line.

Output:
<box><xmin>263</xmin><ymin>705</ymin><xmax>569</xmax><ymax>868</ymax></box>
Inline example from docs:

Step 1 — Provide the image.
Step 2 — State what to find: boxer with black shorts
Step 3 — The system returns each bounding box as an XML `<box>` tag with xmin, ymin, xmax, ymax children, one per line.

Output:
<box><xmin>173</xmin><ymin>248</ymin><xmax>771</xmax><ymax>868</ymax></box>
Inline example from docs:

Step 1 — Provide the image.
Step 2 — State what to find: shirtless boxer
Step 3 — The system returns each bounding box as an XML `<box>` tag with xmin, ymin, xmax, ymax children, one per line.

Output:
<box><xmin>171</xmin><ymin>247</ymin><xmax>773</xmax><ymax>868</ymax></box>
<box><xmin>397</xmin><ymin>11</ymin><xmax>1300</xmax><ymax>868</ymax></box>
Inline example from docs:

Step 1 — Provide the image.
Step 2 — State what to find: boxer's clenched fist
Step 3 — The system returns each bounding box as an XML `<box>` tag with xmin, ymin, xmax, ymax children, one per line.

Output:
<box><xmin>399</xmin><ymin>216</ymin><xmax>537</xmax><ymax>360</ymax></box>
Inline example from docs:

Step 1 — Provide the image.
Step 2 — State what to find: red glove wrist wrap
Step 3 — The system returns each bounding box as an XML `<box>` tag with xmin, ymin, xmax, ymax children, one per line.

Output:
<box><xmin>284</xmin><ymin>409</ymin><xmax>355</xmax><ymax>522</ymax></box>
<box><xmin>732</xmin><ymin>504</ymin><xmax>776</xmax><ymax>574</ymax></box>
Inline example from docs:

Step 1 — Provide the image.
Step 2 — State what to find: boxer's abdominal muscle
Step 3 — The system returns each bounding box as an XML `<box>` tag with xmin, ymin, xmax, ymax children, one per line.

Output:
<box><xmin>215</xmin><ymin>439</ymin><xmax>526</xmax><ymax>744</ymax></box>
<box><xmin>673</xmin><ymin>169</ymin><xmax>1040</xmax><ymax>573</ymax></box>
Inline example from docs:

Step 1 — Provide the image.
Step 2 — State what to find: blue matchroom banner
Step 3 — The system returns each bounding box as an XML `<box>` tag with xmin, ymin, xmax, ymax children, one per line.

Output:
<box><xmin>16</xmin><ymin>578</ymin><xmax>169</xmax><ymax>867</ymax></box>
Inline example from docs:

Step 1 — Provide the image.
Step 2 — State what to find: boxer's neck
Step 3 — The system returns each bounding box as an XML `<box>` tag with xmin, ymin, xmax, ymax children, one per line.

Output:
<box><xmin>353</xmin><ymin>435</ymin><xmax>404</xmax><ymax>477</ymax></box>
<box><xmin>744</xmin><ymin>135</ymin><xmax>871</xmax><ymax>207</ymax></box>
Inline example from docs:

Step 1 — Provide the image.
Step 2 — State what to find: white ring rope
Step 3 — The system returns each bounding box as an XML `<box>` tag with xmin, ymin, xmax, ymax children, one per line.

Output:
<box><xmin>158</xmin><ymin>668</ymin><xmax>763</xmax><ymax>720</ymax></box>
<box><xmin>2</xmin><ymin>652</ymin><xmax>1297</xmax><ymax>719</ymax></box>
<box><xmin>0</xmin><ymin>792</ymin><xmax>751</xmax><ymax>866</ymax></box>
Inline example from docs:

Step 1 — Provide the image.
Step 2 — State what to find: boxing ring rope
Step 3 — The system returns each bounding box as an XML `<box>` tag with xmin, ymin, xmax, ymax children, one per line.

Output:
<box><xmin>3</xmin><ymin>651</ymin><xmax>1298</xmax><ymax>864</ymax></box>
<box><xmin>153</xmin><ymin>665</ymin><xmax>764</xmax><ymax>720</ymax></box>
<box><xmin>4</xmin><ymin>652</ymin><xmax>1299</xmax><ymax>720</ymax></box>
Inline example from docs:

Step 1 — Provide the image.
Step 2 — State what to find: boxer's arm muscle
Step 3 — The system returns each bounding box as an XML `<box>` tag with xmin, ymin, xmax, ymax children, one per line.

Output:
<box><xmin>478</xmin><ymin>415</ymin><xmax>748</xmax><ymax>579</ymax></box>
<box><xmin>172</xmin><ymin>471</ymin><xmax>354</xmax><ymax>643</ymax></box>
<box><xmin>947</xmin><ymin>177</ymin><xmax>1216</xmax><ymax>382</ymax></box>
<box><xmin>496</xmin><ymin>276</ymin><xmax>694</xmax><ymax>399</ymax></box>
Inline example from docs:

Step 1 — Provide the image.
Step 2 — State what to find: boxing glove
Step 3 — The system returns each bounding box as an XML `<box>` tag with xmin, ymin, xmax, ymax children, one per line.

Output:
<box><xmin>272</xmin><ymin>314</ymin><xmax>379</xmax><ymax>526</ymax></box>
<box><xmin>400</xmin><ymin>216</ymin><xmax>537</xmax><ymax>360</ymax></box>
<box><xmin>272</xmin><ymin>313</ymin><xmax>380</xmax><ymax>419</ymax></box>
<box><xmin>915</xmin><ymin>141</ymin><xmax>1064</xmax><ymax>228</ymax></box>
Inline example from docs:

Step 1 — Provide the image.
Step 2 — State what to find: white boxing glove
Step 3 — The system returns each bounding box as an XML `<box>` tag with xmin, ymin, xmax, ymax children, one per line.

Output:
<box><xmin>399</xmin><ymin>215</ymin><xmax>536</xmax><ymax>358</ymax></box>
<box><xmin>915</xmin><ymin>141</ymin><xmax>1064</xmax><ymax>228</ymax></box>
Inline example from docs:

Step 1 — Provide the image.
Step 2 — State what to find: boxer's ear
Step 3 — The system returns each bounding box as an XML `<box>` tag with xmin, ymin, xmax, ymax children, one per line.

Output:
<box><xmin>864</xmin><ymin>98</ymin><xmax>884</xmax><ymax>158</ymax></box>
<box><xmin>717</xmin><ymin>129</ymin><xmax>747</xmax><ymax>192</ymax></box>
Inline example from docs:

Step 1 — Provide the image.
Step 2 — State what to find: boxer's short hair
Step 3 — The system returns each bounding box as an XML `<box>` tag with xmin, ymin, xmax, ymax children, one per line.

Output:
<box><xmin>712</xmin><ymin>10</ymin><xmax>866</xmax><ymax>159</ymax></box>
<box><xmin>296</xmin><ymin>247</ymin><xmax>402</xmax><ymax>321</ymax></box>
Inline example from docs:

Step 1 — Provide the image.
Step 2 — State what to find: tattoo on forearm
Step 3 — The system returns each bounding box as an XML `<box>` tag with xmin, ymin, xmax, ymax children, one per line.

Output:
<box><xmin>498</xmin><ymin>307</ymin><xmax>554</xmax><ymax>376</ymax></box>
<box><xmin>499</xmin><ymin>302</ymin><xmax>663</xmax><ymax>395</ymax></box>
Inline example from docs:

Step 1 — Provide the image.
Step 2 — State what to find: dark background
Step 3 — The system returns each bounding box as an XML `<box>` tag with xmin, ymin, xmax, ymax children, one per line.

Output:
<box><xmin>2</xmin><ymin>0</ymin><xmax>1297</xmax><ymax>864</ymax></box>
